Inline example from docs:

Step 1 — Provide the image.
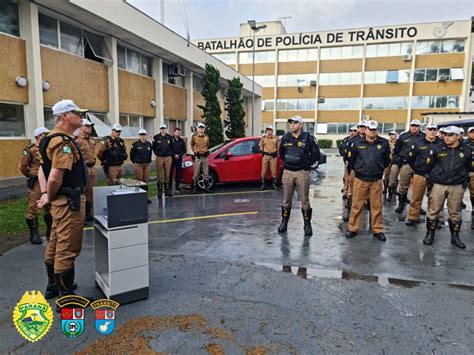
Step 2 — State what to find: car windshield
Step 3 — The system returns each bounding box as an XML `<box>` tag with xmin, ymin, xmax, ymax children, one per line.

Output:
<box><xmin>209</xmin><ymin>141</ymin><xmax>231</xmax><ymax>153</ymax></box>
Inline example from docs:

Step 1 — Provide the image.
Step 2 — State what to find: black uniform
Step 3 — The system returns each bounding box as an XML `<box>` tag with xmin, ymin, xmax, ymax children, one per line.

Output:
<box><xmin>426</xmin><ymin>143</ymin><xmax>473</xmax><ymax>185</ymax></box>
<box><xmin>393</xmin><ymin>131</ymin><xmax>425</xmax><ymax>165</ymax></box>
<box><xmin>152</xmin><ymin>133</ymin><xmax>173</xmax><ymax>157</ymax></box>
<box><xmin>407</xmin><ymin>137</ymin><xmax>443</xmax><ymax>176</ymax></box>
<box><xmin>279</xmin><ymin>132</ymin><xmax>320</xmax><ymax>171</ymax></box>
<box><xmin>169</xmin><ymin>136</ymin><xmax>187</xmax><ymax>190</ymax></box>
<box><xmin>130</xmin><ymin>140</ymin><xmax>152</xmax><ymax>164</ymax></box>
<box><xmin>347</xmin><ymin>136</ymin><xmax>391</xmax><ymax>181</ymax></box>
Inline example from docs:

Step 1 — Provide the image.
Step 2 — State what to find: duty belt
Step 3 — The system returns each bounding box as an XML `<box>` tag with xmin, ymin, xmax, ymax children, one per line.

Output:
<box><xmin>263</xmin><ymin>152</ymin><xmax>277</xmax><ymax>157</ymax></box>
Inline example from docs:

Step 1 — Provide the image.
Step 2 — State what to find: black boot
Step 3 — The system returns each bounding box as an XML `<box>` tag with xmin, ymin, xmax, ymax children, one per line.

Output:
<box><xmin>55</xmin><ymin>268</ymin><xmax>91</xmax><ymax>312</ymax></box>
<box><xmin>142</xmin><ymin>184</ymin><xmax>152</xmax><ymax>204</ymax></box>
<box><xmin>395</xmin><ymin>193</ymin><xmax>407</xmax><ymax>213</ymax></box>
<box><xmin>45</xmin><ymin>262</ymin><xmax>58</xmax><ymax>299</ymax></box>
<box><xmin>85</xmin><ymin>202</ymin><xmax>94</xmax><ymax>222</ymax></box>
<box><xmin>343</xmin><ymin>197</ymin><xmax>352</xmax><ymax>222</ymax></box>
<box><xmin>157</xmin><ymin>184</ymin><xmax>163</xmax><ymax>199</ymax></box>
<box><xmin>278</xmin><ymin>207</ymin><xmax>291</xmax><ymax>233</ymax></box>
<box><xmin>387</xmin><ymin>186</ymin><xmax>394</xmax><ymax>202</ymax></box>
<box><xmin>423</xmin><ymin>218</ymin><xmax>438</xmax><ymax>245</ymax></box>
<box><xmin>272</xmin><ymin>177</ymin><xmax>279</xmax><ymax>191</ymax></box>
<box><xmin>164</xmin><ymin>183</ymin><xmax>173</xmax><ymax>197</ymax></box>
<box><xmin>43</xmin><ymin>214</ymin><xmax>52</xmax><ymax>242</ymax></box>
<box><xmin>383</xmin><ymin>181</ymin><xmax>388</xmax><ymax>194</ymax></box>
<box><xmin>448</xmin><ymin>220</ymin><xmax>466</xmax><ymax>249</ymax></box>
<box><xmin>259</xmin><ymin>178</ymin><xmax>265</xmax><ymax>190</ymax></box>
<box><xmin>302</xmin><ymin>209</ymin><xmax>313</xmax><ymax>236</ymax></box>
<box><xmin>191</xmin><ymin>182</ymin><xmax>197</xmax><ymax>194</ymax></box>
<box><xmin>471</xmin><ymin>212</ymin><xmax>474</xmax><ymax>231</ymax></box>
<box><xmin>26</xmin><ymin>217</ymin><xmax>42</xmax><ymax>244</ymax></box>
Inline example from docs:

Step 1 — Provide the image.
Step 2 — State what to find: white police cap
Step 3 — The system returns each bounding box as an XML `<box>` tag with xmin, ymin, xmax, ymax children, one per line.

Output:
<box><xmin>33</xmin><ymin>127</ymin><xmax>49</xmax><ymax>137</ymax></box>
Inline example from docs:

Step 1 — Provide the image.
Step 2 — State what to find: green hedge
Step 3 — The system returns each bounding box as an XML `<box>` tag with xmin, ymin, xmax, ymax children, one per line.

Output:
<box><xmin>317</xmin><ymin>139</ymin><xmax>333</xmax><ymax>149</ymax></box>
<box><xmin>336</xmin><ymin>139</ymin><xmax>343</xmax><ymax>148</ymax></box>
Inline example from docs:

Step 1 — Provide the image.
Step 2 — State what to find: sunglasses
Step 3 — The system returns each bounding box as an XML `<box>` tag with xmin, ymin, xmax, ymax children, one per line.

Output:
<box><xmin>427</xmin><ymin>128</ymin><xmax>437</xmax><ymax>131</ymax></box>
<box><xmin>445</xmin><ymin>133</ymin><xmax>456</xmax><ymax>137</ymax></box>
<box><xmin>368</xmin><ymin>128</ymin><xmax>377</xmax><ymax>132</ymax></box>
<box><xmin>410</xmin><ymin>124</ymin><xmax>420</xmax><ymax>127</ymax></box>
<box><xmin>139</xmin><ymin>133</ymin><xmax>146</xmax><ymax>136</ymax></box>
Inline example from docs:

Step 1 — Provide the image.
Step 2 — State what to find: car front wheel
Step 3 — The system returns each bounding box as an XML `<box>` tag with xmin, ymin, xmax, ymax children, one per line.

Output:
<box><xmin>197</xmin><ymin>171</ymin><xmax>216</xmax><ymax>190</ymax></box>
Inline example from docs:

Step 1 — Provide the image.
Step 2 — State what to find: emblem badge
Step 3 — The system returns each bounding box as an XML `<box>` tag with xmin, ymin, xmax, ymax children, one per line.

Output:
<box><xmin>12</xmin><ymin>290</ymin><xmax>53</xmax><ymax>342</ymax></box>
<box><xmin>376</xmin><ymin>144</ymin><xmax>382</xmax><ymax>150</ymax></box>
<box><xmin>460</xmin><ymin>152</ymin><xmax>464</xmax><ymax>158</ymax></box>
<box><xmin>56</xmin><ymin>295</ymin><xmax>90</xmax><ymax>338</ymax></box>
<box><xmin>433</xmin><ymin>22</ymin><xmax>453</xmax><ymax>38</ymax></box>
<box><xmin>297</xmin><ymin>141</ymin><xmax>302</xmax><ymax>147</ymax></box>
<box><xmin>63</xmin><ymin>146</ymin><xmax>71</xmax><ymax>154</ymax></box>
<box><xmin>90</xmin><ymin>299</ymin><xmax>120</xmax><ymax>335</ymax></box>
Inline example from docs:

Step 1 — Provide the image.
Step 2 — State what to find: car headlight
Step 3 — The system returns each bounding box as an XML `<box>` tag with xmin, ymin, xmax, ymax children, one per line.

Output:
<box><xmin>182</xmin><ymin>161</ymin><xmax>193</xmax><ymax>168</ymax></box>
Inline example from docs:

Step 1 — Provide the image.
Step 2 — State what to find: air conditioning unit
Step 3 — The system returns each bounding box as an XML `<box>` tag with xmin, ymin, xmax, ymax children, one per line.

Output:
<box><xmin>168</xmin><ymin>65</ymin><xmax>185</xmax><ymax>77</ymax></box>
<box><xmin>317</xmin><ymin>97</ymin><xmax>325</xmax><ymax>104</ymax></box>
<box><xmin>310</xmin><ymin>80</ymin><xmax>317</xmax><ymax>86</ymax></box>
<box><xmin>402</xmin><ymin>54</ymin><xmax>412</xmax><ymax>61</ymax></box>
<box><xmin>438</xmin><ymin>74</ymin><xmax>449</xmax><ymax>82</ymax></box>
<box><xmin>297</xmin><ymin>86</ymin><xmax>303</xmax><ymax>93</ymax></box>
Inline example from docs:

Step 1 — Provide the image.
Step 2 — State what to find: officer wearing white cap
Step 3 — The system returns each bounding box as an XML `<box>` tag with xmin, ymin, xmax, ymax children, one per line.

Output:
<box><xmin>19</xmin><ymin>127</ymin><xmax>51</xmax><ymax>244</ymax></box>
<box><xmin>97</xmin><ymin>123</ymin><xmax>128</xmax><ymax>185</ymax></box>
<box><xmin>383</xmin><ymin>131</ymin><xmax>398</xmax><ymax>197</ymax></box>
<box><xmin>153</xmin><ymin>123</ymin><xmax>174</xmax><ymax>198</ymax></box>
<box><xmin>75</xmin><ymin>118</ymin><xmax>96</xmax><ymax>221</ymax></box>
<box><xmin>389</xmin><ymin>119</ymin><xmax>425</xmax><ymax>212</ymax></box>
<box><xmin>258</xmin><ymin>124</ymin><xmax>280</xmax><ymax>190</ymax></box>
<box><xmin>131</xmin><ymin>129</ymin><xmax>152</xmax><ymax>203</ymax></box>
<box><xmin>346</xmin><ymin>120</ymin><xmax>391</xmax><ymax>241</ymax></box>
<box><xmin>37</xmin><ymin>99</ymin><xmax>91</xmax><ymax>302</ymax></box>
<box><xmin>278</xmin><ymin>115</ymin><xmax>320</xmax><ymax>236</ymax></box>
<box><xmin>405</xmin><ymin>123</ymin><xmax>442</xmax><ymax>226</ymax></box>
<box><xmin>339</xmin><ymin>125</ymin><xmax>358</xmax><ymax>201</ymax></box>
<box><xmin>423</xmin><ymin>125</ymin><xmax>473</xmax><ymax>249</ymax></box>
<box><xmin>466</xmin><ymin>126</ymin><xmax>474</xmax><ymax>229</ymax></box>
<box><xmin>342</xmin><ymin>120</ymin><xmax>367</xmax><ymax>221</ymax></box>
<box><xmin>190</xmin><ymin>122</ymin><xmax>211</xmax><ymax>193</ymax></box>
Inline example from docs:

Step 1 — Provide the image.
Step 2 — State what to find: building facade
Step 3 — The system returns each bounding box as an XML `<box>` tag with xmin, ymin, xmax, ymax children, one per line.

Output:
<box><xmin>196</xmin><ymin>19</ymin><xmax>474</xmax><ymax>143</ymax></box>
<box><xmin>0</xmin><ymin>0</ymin><xmax>261</xmax><ymax>179</ymax></box>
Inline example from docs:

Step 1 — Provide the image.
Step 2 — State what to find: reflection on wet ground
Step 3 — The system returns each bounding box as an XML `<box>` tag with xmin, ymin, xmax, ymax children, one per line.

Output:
<box><xmin>82</xmin><ymin>156</ymin><xmax>474</xmax><ymax>287</ymax></box>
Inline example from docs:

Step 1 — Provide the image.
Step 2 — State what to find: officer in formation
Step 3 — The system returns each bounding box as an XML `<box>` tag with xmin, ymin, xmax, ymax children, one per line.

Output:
<box><xmin>130</xmin><ymin>129</ymin><xmax>153</xmax><ymax>203</ymax></box>
<box><xmin>75</xmin><ymin>118</ymin><xmax>96</xmax><ymax>221</ymax></box>
<box><xmin>37</xmin><ymin>99</ymin><xmax>89</xmax><ymax>303</ymax></box>
<box><xmin>153</xmin><ymin>123</ymin><xmax>173</xmax><ymax>198</ymax></box>
<box><xmin>345</xmin><ymin>120</ymin><xmax>391</xmax><ymax>241</ymax></box>
<box><xmin>170</xmin><ymin>127</ymin><xmax>187</xmax><ymax>193</ymax></box>
<box><xmin>278</xmin><ymin>115</ymin><xmax>320</xmax><ymax>236</ymax></box>
<box><xmin>423</xmin><ymin>126</ymin><xmax>473</xmax><ymax>249</ymax></box>
<box><xmin>20</xmin><ymin>127</ymin><xmax>52</xmax><ymax>244</ymax></box>
<box><xmin>339</xmin><ymin>125</ymin><xmax>358</xmax><ymax>200</ymax></box>
<box><xmin>383</xmin><ymin>131</ymin><xmax>397</xmax><ymax>197</ymax></box>
<box><xmin>97</xmin><ymin>123</ymin><xmax>127</xmax><ymax>185</ymax></box>
<box><xmin>389</xmin><ymin>119</ymin><xmax>425</xmax><ymax>213</ymax></box>
<box><xmin>190</xmin><ymin>122</ymin><xmax>211</xmax><ymax>194</ymax></box>
<box><xmin>405</xmin><ymin>123</ymin><xmax>442</xmax><ymax>226</ymax></box>
<box><xmin>466</xmin><ymin>127</ymin><xmax>474</xmax><ymax>229</ymax></box>
<box><xmin>258</xmin><ymin>125</ymin><xmax>280</xmax><ymax>190</ymax></box>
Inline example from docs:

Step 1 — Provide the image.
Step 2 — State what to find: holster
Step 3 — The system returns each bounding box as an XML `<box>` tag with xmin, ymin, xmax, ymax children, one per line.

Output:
<box><xmin>427</xmin><ymin>180</ymin><xmax>434</xmax><ymax>193</ymax></box>
<box><xmin>59</xmin><ymin>187</ymin><xmax>82</xmax><ymax>212</ymax></box>
<box><xmin>102</xmin><ymin>164</ymin><xmax>110</xmax><ymax>175</ymax></box>
<box><xmin>26</xmin><ymin>175</ymin><xmax>38</xmax><ymax>189</ymax></box>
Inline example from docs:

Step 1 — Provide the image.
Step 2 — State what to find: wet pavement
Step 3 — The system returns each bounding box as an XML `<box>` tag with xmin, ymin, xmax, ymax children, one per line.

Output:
<box><xmin>1</xmin><ymin>155</ymin><xmax>474</xmax><ymax>353</ymax></box>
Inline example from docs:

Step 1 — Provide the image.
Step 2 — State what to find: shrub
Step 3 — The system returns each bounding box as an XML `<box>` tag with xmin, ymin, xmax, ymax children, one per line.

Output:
<box><xmin>336</xmin><ymin>139</ymin><xmax>343</xmax><ymax>148</ymax></box>
<box><xmin>317</xmin><ymin>139</ymin><xmax>333</xmax><ymax>149</ymax></box>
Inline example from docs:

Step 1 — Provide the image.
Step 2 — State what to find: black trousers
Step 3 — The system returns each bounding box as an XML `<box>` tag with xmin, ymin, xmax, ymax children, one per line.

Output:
<box><xmin>169</xmin><ymin>158</ymin><xmax>183</xmax><ymax>188</ymax></box>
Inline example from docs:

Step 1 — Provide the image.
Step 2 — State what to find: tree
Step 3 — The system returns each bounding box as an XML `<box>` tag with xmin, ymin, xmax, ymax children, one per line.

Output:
<box><xmin>197</xmin><ymin>64</ymin><xmax>223</xmax><ymax>147</ymax></box>
<box><xmin>224</xmin><ymin>77</ymin><xmax>246</xmax><ymax>138</ymax></box>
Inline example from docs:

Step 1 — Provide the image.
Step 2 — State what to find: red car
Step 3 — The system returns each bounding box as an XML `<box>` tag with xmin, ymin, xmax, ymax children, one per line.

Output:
<box><xmin>180</xmin><ymin>136</ymin><xmax>284</xmax><ymax>190</ymax></box>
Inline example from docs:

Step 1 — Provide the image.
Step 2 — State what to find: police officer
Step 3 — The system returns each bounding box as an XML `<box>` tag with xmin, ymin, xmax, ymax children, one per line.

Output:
<box><xmin>466</xmin><ymin>127</ymin><xmax>474</xmax><ymax>229</ymax></box>
<box><xmin>405</xmin><ymin>123</ymin><xmax>442</xmax><ymax>226</ymax></box>
<box><xmin>37</xmin><ymin>99</ymin><xmax>89</xmax><ymax>301</ymax></box>
<box><xmin>278</xmin><ymin>116</ymin><xmax>320</xmax><ymax>236</ymax></box>
<box><xmin>389</xmin><ymin>119</ymin><xmax>425</xmax><ymax>213</ymax></box>
<box><xmin>20</xmin><ymin>127</ymin><xmax>51</xmax><ymax>244</ymax></box>
<box><xmin>259</xmin><ymin>125</ymin><xmax>280</xmax><ymax>190</ymax></box>
<box><xmin>191</xmin><ymin>122</ymin><xmax>211</xmax><ymax>194</ymax></box>
<box><xmin>170</xmin><ymin>127</ymin><xmax>186</xmax><ymax>192</ymax></box>
<box><xmin>383</xmin><ymin>131</ymin><xmax>397</xmax><ymax>197</ymax></box>
<box><xmin>153</xmin><ymin>123</ymin><xmax>173</xmax><ymax>198</ymax></box>
<box><xmin>97</xmin><ymin>124</ymin><xmax>127</xmax><ymax>185</ymax></box>
<box><xmin>346</xmin><ymin>120</ymin><xmax>391</xmax><ymax>241</ymax></box>
<box><xmin>340</xmin><ymin>126</ymin><xmax>358</xmax><ymax>200</ymax></box>
<box><xmin>130</xmin><ymin>129</ymin><xmax>152</xmax><ymax>203</ymax></box>
<box><xmin>75</xmin><ymin>118</ymin><xmax>96</xmax><ymax>221</ymax></box>
<box><xmin>423</xmin><ymin>126</ymin><xmax>473</xmax><ymax>249</ymax></box>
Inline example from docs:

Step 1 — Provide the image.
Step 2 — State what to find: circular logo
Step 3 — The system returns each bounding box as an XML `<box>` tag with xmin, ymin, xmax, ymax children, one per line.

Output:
<box><xmin>297</xmin><ymin>141</ymin><xmax>302</xmax><ymax>147</ymax></box>
<box><xmin>460</xmin><ymin>152</ymin><xmax>464</xmax><ymax>158</ymax></box>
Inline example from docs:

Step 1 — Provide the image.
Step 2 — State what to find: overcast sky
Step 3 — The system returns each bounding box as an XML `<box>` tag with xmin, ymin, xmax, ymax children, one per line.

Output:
<box><xmin>128</xmin><ymin>0</ymin><xmax>473</xmax><ymax>40</ymax></box>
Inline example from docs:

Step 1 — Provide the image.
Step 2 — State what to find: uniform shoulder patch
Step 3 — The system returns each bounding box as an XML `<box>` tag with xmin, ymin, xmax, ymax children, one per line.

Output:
<box><xmin>63</xmin><ymin>146</ymin><xmax>72</xmax><ymax>154</ymax></box>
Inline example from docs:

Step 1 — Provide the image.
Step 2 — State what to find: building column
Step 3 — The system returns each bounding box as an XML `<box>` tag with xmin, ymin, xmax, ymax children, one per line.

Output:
<box><xmin>184</xmin><ymin>71</ymin><xmax>193</xmax><ymax>141</ymax></box>
<box><xmin>152</xmin><ymin>57</ymin><xmax>164</xmax><ymax>136</ymax></box>
<box><xmin>252</xmin><ymin>96</ymin><xmax>262</xmax><ymax>137</ymax></box>
<box><xmin>19</xmin><ymin>0</ymin><xmax>44</xmax><ymax>137</ymax></box>
<box><xmin>104</xmin><ymin>36</ymin><xmax>119</xmax><ymax>125</ymax></box>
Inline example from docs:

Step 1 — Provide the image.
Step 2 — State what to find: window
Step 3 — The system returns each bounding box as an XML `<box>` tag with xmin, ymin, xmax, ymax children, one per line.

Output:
<box><xmin>43</xmin><ymin>107</ymin><xmax>54</xmax><ymax>130</ymax></box>
<box><xmin>277</xmin><ymin>74</ymin><xmax>317</xmax><ymax>87</ymax></box>
<box><xmin>119</xmin><ymin>114</ymin><xmax>143</xmax><ymax>137</ymax></box>
<box><xmin>320</xmin><ymin>45</ymin><xmax>363</xmax><ymax>60</ymax></box>
<box><xmin>413</xmin><ymin>68</ymin><xmax>460</xmax><ymax>82</ymax></box>
<box><xmin>319</xmin><ymin>72</ymin><xmax>362</xmax><ymax>85</ymax></box>
<box><xmin>318</xmin><ymin>98</ymin><xmax>360</xmax><ymax>110</ymax></box>
<box><xmin>0</xmin><ymin>103</ymin><xmax>25</xmax><ymax>137</ymax></box>
<box><xmin>239</xmin><ymin>50</ymin><xmax>275</xmax><ymax>64</ymax></box>
<box><xmin>262</xmin><ymin>100</ymin><xmax>274</xmax><ymax>110</ymax></box>
<box><xmin>278</xmin><ymin>48</ymin><xmax>318</xmax><ymax>62</ymax></box>
<box><xmin>412</xmin><ymin>95</ymin><xmax>460</xmax><ymax>109</ymax></box>
<box><xmin>60</xmin><ymin>21</ymin><xmax>83</xmax><ymax>56</ymax></box>
<box><xmin>450</xmin><ymin>68</ymin><xmax>464</xmax><ymax>80</ymax></box>
<box><xmin>364</xmin><ymin>70</ymin><xmax>410</xmax><ymax>84</ymax></box>
<box><xmin>39</xmin><ymin>13</ymin><xmax>59</xmax><ymax>48</ymax></box>
<box><xmin>166</xmin><ymin>119</ymin><xmax>185</xmax><ymax>136</ymax></box>
<box><xmin>363</xmin><ymin>97</ymin><xmax>408</xmax><ymax>109</ymax></box>
<box><xmin>416</xmin><ymin>39</ymin><xmax>464</xmax><ymax>54</ymax></box>
<box><xmin>117</xmin><ymin>45</ymin><xmax>152</xmax><ymax>77</ymax></box>
<box><xmin>193</xmin><ymin>76</ymin><xmax>203</xmax><ymax>91</ymax></box>
<box><xmin>229</xmin><ymin>140</ymin><xmax>257</xmax><ymax>156</ymax></box>
<box><xmin>251</xmin><ymin>75</ymin><xmax>275</xmax><ymax>87</ymax></box>
<box><xmin>0</xmin><ymin>0</ymin><xmax>19</xmax><ymax>36</ymax></box>
<box><xmin>386</xmin><ymin>70</ymin><xmax>399</xmax><ymax>83</ymax></box>
<box><xmin>276</xmin><ymin>99</ymin><xmax>316</xmax><ymax>110</ymax></box>
<box><xmin>366</xmin><ymin>42</ymin><xmax>413</xmax><ymax>57</ymax></box>
<box><xmin>212</xmin><ymin>52</ymin><xmax>236</xmax><ymax>65</ymax></box>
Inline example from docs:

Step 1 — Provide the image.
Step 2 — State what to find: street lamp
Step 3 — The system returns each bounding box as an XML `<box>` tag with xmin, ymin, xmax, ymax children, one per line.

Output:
<box><xmin>248</xmin><ymin>20</ymin><xmax>267</xmax><ymax>136</ymax></box>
